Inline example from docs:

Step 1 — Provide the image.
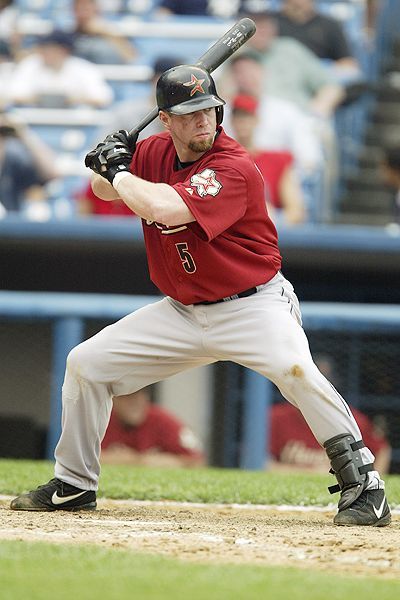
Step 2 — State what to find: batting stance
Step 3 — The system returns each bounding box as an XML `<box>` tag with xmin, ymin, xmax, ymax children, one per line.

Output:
<box><xmin>11</xmin><ymin>65</ymin><xmax>390</xmax><ymax>526</ymax></box>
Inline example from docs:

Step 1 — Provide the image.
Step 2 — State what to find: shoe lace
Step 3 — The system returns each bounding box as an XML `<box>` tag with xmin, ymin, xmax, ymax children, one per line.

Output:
<box><xmin>345</xmin><ymin>489</ymin><xmax>379</xmax><ymax>510</ymax></box>
<box><xmin>32</xmin><ymin>478</ymin><xmax>60</xmax><ymax>493</ymax></box>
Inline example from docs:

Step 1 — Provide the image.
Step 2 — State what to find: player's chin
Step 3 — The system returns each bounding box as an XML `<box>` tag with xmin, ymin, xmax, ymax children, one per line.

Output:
<box><xmin>189</xmin><ymin>135</ymin><xmax>214</xmax><ymax>154</ymax></box>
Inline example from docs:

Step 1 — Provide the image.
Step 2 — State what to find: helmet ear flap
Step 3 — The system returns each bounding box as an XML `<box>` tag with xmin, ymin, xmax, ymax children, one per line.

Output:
<box><xmin>216</xmin><ymin>105</ymin><xmax>224</xmax><ymax>126</ymax></box>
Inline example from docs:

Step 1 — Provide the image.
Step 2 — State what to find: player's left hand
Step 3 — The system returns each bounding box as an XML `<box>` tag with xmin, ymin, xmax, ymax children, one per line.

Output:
<box><xmin>84</xmin><ymin>130</ymin><xmax>138</xmax><ymax>184</ymax></box>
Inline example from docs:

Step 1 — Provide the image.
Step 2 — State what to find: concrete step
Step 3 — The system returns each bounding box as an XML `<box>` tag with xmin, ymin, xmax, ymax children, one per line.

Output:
<box><xmin>391</xmin><ymin>37</ymin><xmax>400</xmax><ymax>58</ymax></box>
<box><xmin>371</xmin><ymin>101</ymin><xmax>400</xmax><ymax>124</ymax></box>
<box><xmin>339</xmin><ymin>189</ymin><xmax>393</xmax><ymax>214</ymax></box>
<box><xmin>333</xmin><ymin>212</ymin><xmax>394</xmax><ymax>226</ymax></box>
<box><xmin>345</xmin><ymin>168</ymin><xmax>386</xmax><ymax>190</ymax></box>
<box><xmin>365</xmin><ymin>122</ymin><xmax>400</xmax><ymax>145</ymax></box>
<box><xmin>357</xmin><ymin>145</ymin><xmax>384</xmax><ymax>168</ymax></box>
<box><xmin>375</xmin><ymin>82</ymin><xmax>400</xmax><ymax>103</ymax></box>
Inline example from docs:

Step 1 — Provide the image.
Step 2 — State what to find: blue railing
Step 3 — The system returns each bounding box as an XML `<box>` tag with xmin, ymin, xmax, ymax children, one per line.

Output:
<box><xmin>2</xmin><ymin>216</ymin><xmax>400</xmax><ymax>251</ymax></box>
<box><xmin>1</xmin><ymin>291</ymin><xmax>400</xmax><ymax>468</ymax></box>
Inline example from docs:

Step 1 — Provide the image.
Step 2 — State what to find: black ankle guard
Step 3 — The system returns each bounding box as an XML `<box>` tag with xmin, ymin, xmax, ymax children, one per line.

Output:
<box><xmin>323</xmin><ymin>433</ymin><xmax>374</xmax><ymax>510</ymax></box>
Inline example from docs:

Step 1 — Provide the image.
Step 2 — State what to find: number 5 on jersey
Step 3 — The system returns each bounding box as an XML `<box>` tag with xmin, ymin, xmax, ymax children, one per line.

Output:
<box><xmin>175</xmin><ymin>242</ymin><xmax>197</xmax><ymax>273</ymax></box>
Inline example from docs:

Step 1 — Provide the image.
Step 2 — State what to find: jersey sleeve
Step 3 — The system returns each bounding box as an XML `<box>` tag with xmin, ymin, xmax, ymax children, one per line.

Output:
<box><xmin>173</xmin><ymin>163</ymin><xmax>249</xmax><ymax>242</ymax></box>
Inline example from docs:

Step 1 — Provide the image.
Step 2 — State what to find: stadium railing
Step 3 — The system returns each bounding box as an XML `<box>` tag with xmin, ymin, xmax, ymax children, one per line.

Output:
<box><xmin>1</xmin><ymin>290</ymin><xmax>399</xmax><ymax>470</ymax></box>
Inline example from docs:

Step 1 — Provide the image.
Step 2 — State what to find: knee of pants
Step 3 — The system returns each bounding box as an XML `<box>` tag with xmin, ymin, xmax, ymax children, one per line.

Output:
<box><xmin>276</xmin><ymin>358</ymin><xmax>318</xmax><ymax>395</ymax></box>
<box><xmin>65</xmin><ymin>339</ymin><xmax>104</xmax><ymax>383</ymax></box>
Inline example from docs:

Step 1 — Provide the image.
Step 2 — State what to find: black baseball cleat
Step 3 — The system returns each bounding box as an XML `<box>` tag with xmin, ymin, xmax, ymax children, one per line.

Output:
<box><xmin>10</xmin><ymin>478</ymin><xmax>97</xmax><ymax>512</ymax></box>
<box><xmin>334</xmin><ymin>488</ymin><xmax>391</xmax><ymax>527</ymax></box>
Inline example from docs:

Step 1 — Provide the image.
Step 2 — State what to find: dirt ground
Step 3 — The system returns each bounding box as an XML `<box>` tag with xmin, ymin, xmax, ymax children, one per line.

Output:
<box><xmin>0</xmin><ymin>498</ymin><xmax>399</xmax><ymax>579</ymax></box>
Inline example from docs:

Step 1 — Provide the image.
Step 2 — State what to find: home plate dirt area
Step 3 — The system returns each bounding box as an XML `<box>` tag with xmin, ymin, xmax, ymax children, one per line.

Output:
<box><xmin>0</xmin><ymin>498</ymin><xmax>399</xmax><ymax>578</ymax></box>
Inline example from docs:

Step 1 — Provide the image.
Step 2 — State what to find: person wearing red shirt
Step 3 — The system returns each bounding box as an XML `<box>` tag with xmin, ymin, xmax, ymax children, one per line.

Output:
<box><xmin>75</xmin><ymin>180</ymin><xmax>135</xmax><ymax>216</ymax></box>
<box><xmin>12</xmin><ymin>63</ymin><xmax>390</xmax><ymax>528</ymax></box>
<box><xmin>229</xmin><ymin>93</ymin><xmax>306</xmax><ymax>226</ymax></box>
<box><xmin>269</xmin><ymin>354</ymin><xmax>392</xmax><ymax>473</ymax></box>
<box><xmin>269</xmin><ymin>402</ymin><xmax>391</xmax><ymax>474</ymax></box>
<box><xmin>101</xmin><ymin>388</ymin><xmax>204</xmax><ymax>468</ymax></box>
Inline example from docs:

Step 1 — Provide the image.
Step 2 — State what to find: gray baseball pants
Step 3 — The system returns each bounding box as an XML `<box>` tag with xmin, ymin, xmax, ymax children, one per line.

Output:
<box><xmin>54</xmin><ymin>271</ymin><xmax>377</xmax><ymax>490</ymax></box>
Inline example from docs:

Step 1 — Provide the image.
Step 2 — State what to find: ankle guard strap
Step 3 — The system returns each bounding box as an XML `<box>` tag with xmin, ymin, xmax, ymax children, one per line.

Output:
<box><xmin>323</xmin><ymin>434</ymin><xmax>374</xmax><ymax>510</ymax></box>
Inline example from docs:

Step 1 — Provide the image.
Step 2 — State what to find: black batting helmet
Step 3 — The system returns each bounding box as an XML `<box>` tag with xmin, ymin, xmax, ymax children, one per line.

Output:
<box><xmin>156</xmin><ymin>65</ymin><xmax>225</xmax><ymax>125</ymax></box>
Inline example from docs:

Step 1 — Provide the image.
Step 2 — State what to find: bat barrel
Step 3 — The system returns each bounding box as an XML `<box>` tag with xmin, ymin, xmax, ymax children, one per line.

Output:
<box><xmin>196</xmin><ymin>18</ymin><xmax>256</xmax><ymax>73</ymax></box>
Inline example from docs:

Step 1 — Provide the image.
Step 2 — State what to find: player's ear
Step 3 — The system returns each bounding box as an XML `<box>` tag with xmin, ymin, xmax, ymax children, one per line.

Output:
<box><xmin>159</xmin><ymin>110</ymin><xmax>171</xmax><ymax>131</ymax></box>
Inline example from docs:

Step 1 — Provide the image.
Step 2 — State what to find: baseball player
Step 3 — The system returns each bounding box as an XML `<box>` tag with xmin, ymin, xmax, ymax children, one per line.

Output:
<box><xmin>11</xmin><ymin>65</ymin><xmax>390</xmax><ymax>526</ymax></box>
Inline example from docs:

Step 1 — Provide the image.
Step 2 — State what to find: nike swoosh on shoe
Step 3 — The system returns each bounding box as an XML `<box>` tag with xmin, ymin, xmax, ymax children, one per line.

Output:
<box><xmin>51</xmin><ymin>491</ymin><xmax>87</xmax><ymax>505</ymax></box>
<box><xmin>373</xmin><ymin>497</ymin><xmax>386</xmax><ymax>519</ymax></box>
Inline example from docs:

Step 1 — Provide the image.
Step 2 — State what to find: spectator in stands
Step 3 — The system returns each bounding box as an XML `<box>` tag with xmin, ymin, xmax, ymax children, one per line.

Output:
<box><xmin>156</xmin><ymin>0</ymin><xmax>237</xmax><ymax>19</ymax></box>
<box><xmin>238</xmin><ymin>9</ymin><xmax>344</xmax><ymax>116</ymax></box>
<box><xmin>9</xmin><ymin>30</ymin><xmax>113</xmax><ymax>108</ymax></box>
<box><xmin>269</xmin><ymin>401</ymin><xmax>392</xmax><ymax>473</ymax></box>
<box><xmin>268</xmin><ymin>354</ymin><xmax>392</xmax><ymax>474</ymax></box>
<box><xmin>101</xmin><ymin>388</ymin><xmax>205</xmax><ymax>467</ymax></box>
<box><xmin>75</xmin><ymin>56</ymin><xmax>184</xmax><ymax>216</ymax></box>
<box><xmin>76</xmin><ymin>181</ymin><xmax>135</xmax><ymax>216</ymax></box>
<box><xmin>228</xmin><ymin>11</ymin><xmax>341</xmax><ymax>215</ymax></box>
<box><xmin>0</xmin><ymin>1</ymin><xmax>18</xmax><ymax>52</ymax></box>
<box><xmin>365</xmin><ymin>0</ymin><xmax>381</xmax><ymax>40</ymax></box>
<box><xmin>0</xmin><ymin>39</ymin><xmax>14</xmax><ymax>110</ymax></box>
<box><xmin>222</xmin><ymin>51</ymin><xmax>323</xmax><ymax>176</ymax></box>
<box><xmin>276</xmin><ymin>0</ymin><xmax>361</xmax><ymax>79</ymax></box>
<box><xmin>95</xmin><ymin>55</ymin><xmax>184</xmax><ymax>141</ymax></box>
<box><xmin>381</xmin><ymin>145</ymin><xmax>400</xmax><ymax>224</ymax></box>
<box><xmin>71</xmin><ymin>0</ymin><xmax>137</xmax><ymax>65</ymax></box>
<box><xmin>230</xmin><ymin>94</ymin><xmax>306</xmax><ymax>226</ymax></box>
<box><xmin>0</xmin><ymin>112</ymin><xmax>59</xmax><ymax>219</ymax></box>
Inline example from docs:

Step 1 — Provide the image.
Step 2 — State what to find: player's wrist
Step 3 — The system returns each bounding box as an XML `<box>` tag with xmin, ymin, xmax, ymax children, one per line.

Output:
<box><xmin>111</xmin><ymin>170</ymin><xmax>131</xmax><ymax>189</ymax></box>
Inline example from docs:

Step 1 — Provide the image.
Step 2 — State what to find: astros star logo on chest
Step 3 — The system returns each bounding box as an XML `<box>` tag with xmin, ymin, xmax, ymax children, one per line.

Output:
<box><xmin>190</xmin><ymin>169</ymin><xmax>222</xmax><ymax>197</ymax></box>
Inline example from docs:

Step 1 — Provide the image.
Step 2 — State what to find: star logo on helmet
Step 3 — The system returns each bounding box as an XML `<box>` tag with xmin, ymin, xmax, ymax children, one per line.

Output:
<box><xmin>183</xmin><ymin>74</ymin><xmax>206</xmax><ymax>97</ymax></box>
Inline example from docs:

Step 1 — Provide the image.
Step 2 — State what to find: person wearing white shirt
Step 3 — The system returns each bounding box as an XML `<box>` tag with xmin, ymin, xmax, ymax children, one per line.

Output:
<box><xmin>9</xmin><ymin>30</ymin><xmax>113</xmax><ymax>109</ymax></box>
<box><xmin>221</xmin><ymin>51</ymin><xmax>323</xmax><ymax>174</ymax></box>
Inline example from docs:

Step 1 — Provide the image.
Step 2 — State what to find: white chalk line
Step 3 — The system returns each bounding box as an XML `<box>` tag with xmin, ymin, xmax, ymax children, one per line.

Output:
<box><xmin>1</xmin><ymin>495</ymin><xmax>399</xmax><ymax>515</ymax></box>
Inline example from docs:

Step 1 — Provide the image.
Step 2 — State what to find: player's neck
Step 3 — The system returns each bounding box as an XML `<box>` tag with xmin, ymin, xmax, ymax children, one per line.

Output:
<box><xmin>175</xmin><ymin>156</ymin><xmax>196</xmax><ymax>170</ymax></box>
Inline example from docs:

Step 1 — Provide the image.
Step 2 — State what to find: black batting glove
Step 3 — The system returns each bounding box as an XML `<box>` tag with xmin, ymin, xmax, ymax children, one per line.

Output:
<box><xmin>104</xmin><ymin>129</ymin><xmax>138</xmax><ymax>153</ymax></box>
<box><xmin>84</xmin><ymin>141</ymin><xmax>105</xmax><ymax>174</ymax></box>
<box><xmin>84</xmin><ymin>130</ymin><xmax>139</xmax><ymax>183</ymax></box>
<box><xmin>86</xmin><ymin>142</ymin><xmax>132</xmax><ymax>184</ymax></box>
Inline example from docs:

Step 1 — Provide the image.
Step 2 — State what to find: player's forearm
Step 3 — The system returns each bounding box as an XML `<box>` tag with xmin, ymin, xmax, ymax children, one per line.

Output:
<box><xmin>91</xmin><ymin>173</ymin><xmax>120</xmax><ymax>201</ymax></box>
<box><xmin>113</xmin><ymin>172</ymin><xmax>195</xmax><ymax>226</ymax></box>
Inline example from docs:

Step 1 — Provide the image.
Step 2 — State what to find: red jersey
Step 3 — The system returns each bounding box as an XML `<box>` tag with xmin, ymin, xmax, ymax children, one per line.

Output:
<box><xmin>253</xmin><ymin>150</ymin><xmax>293</xmax><ymax>209</ymax></box>
<box><xmin>102</xmin><ymin>404</ymin><xmax>204</xmax><ymax>458</ymax></box>
<box><xmin>270</xmin><ymin>402</ymin><xmax>389</xmax><ymax>468</ymax></box>
<box><xmin>131</xmin><ymin>128</ymin><xmax>282</xmax><ymax>305</ymax></box>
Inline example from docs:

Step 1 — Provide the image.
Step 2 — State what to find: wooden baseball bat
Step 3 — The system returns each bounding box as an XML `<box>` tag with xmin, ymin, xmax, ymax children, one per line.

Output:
<box><xmin>127</xmin><ymin>17</ymin><xmax>256</xmax><ymax>141</ymax></box>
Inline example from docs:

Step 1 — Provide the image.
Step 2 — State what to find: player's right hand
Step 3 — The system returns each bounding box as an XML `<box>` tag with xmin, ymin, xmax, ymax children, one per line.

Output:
<box><xmin>84</xmin><ymin>130</ymin><xmax>138</xmax><ymax>178</ymax></box>
<box><xmin>85</xmin><ymin>141</ymin><xmax>132</xmax><ymax>183</ymax></box>
<box><xmin>105</xmin><ymin>130</ymin><xmax>138</xmax><ymax>153</ymax></box>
